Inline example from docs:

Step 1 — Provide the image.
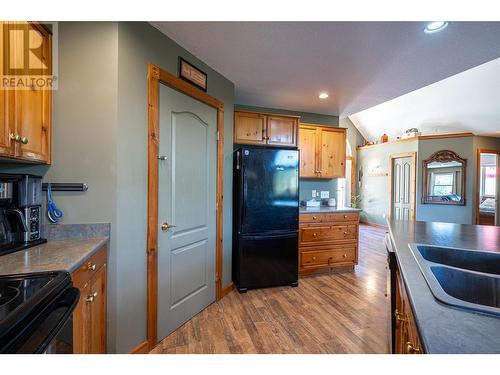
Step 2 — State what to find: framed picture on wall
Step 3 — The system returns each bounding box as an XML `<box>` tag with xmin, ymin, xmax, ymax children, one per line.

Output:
<box><xmin>178</xmin><ymin>57</ymin><xmax>208</xmax><ymax>91</ymax></box>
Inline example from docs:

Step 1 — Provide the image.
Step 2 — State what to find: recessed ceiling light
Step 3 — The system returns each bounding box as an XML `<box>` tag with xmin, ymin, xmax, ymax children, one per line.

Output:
<box><xmin>424</xmin><ymin>21</ymin><xmax>448</xmax><ymax>34</ymax></box>
<box><xmin>318</xmin><ymin>92</ymin><xmax>329</xmax><ymax>99</ymax></box>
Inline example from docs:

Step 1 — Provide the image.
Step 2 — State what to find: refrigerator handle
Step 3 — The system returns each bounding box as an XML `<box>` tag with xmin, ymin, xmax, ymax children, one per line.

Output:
<box><xmin>236</xmin><ymin>150</ymin><xmax>241</xmax><ymax>170</ymax></box>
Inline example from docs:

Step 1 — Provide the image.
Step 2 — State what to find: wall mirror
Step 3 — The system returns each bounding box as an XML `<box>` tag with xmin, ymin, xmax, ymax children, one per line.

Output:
<box><xmin>422</xmin><ymin>150</ymin><xmax>466</xmax><ymax>205</ymax></box>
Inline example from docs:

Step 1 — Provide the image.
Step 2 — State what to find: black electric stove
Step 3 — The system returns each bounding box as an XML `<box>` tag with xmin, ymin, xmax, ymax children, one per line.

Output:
<box><xmin>0</xmin><ymin>271</ymin><xmax>79</xmax><ymax>353</ymax></box>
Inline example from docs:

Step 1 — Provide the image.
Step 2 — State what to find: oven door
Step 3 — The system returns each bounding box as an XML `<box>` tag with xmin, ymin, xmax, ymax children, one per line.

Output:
<box><xmin>10</xmin><ymin>287</ymin><xmax>80</xmax><ymax>354</ymax></box>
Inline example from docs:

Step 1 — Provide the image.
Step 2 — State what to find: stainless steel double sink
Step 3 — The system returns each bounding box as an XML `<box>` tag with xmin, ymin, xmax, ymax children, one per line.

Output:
<box><xmin>409</xmin><ymin>244</ymin><xmax>500</xmax><ymax>316</ymax></box>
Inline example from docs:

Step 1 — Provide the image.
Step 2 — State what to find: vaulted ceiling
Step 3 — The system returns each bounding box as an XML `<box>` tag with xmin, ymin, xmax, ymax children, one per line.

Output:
<box><xmin>153</xmin><ymin>22</ymin><xmax>500</xmax><ymax>117</ymax></box>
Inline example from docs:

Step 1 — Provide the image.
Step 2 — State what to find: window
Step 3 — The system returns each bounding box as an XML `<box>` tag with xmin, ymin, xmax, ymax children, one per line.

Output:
<box><xmin>432</xmin><ymin>173</ymin><xmax>454</xmax><ymax>196</ymax></box>
<box><xmin>482</xmin><ymin>166</ymin><xmax>496</xmax><ymax>197</ymax></box>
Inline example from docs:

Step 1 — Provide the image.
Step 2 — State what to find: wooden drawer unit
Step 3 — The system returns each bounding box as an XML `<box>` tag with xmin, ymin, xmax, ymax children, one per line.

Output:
<box><xmin>301</xmin><ymin>245</ymin><xmax>357</xmax><ymax>269</ymax></box>
<box><xmin>300</xmin><ymin>212</ymin><xmax>360</xmax><ymax>224</ymax></box>
<box><xmin>71</xmin><ymin>243</ymin><xmax>108</xmax><ymax>354</ymax></box>
<box><xmin>299</xmin><ymin>210</ymin><xmax>360</xmax><ymax>275</ymax></box>
<box><xmin>300</xmin><ymin>224</ymin><xmax>357</xmax><ymax>245</ymax></box>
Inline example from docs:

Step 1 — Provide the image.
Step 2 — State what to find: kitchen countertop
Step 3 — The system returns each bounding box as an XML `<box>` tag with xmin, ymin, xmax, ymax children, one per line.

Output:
<box><xmin>387</xmin><ymin>219</ymin><xmax>500</xmax><ymax>353</ymax></box>
<box><xmin>0</xmin><ymin>237</ymin><xmax>108</xmax><ymax>276</ymax></box>
<box><xmin>299</xmin><ymin>206</ymin><xmax>362</xmax><ymax>214</ymax></box>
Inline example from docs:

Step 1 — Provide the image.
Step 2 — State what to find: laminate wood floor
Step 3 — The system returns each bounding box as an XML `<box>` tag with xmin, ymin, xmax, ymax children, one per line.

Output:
<box><xmin>151</xmin><ymin>225</ymin><xmax>389</xmax><ymax>354</ymax></box>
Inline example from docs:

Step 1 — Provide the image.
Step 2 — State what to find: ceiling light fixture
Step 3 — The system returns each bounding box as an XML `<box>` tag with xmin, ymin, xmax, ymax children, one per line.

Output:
<box><xmin>424</xmin><ymin>21</ymin><xmax>449</xmax><ymax>34</ymax></box>
<box><xmin>318</xmin><ymin>92</ymin><xmax>329</xmax><ymax>99</ymax></box>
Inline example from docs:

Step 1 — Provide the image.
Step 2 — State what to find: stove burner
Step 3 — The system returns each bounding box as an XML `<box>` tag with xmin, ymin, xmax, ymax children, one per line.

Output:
<box><xmin>0</xmin><ymin>286</ymin><xmax>20</xmax><ymax>307</ymax></box>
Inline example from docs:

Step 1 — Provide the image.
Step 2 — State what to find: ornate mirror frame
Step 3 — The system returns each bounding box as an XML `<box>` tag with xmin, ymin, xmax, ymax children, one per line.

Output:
<box><xmin>422</xmin><ymin>150</ymin><xmax>467</xmax><ymax>206</ymax></box>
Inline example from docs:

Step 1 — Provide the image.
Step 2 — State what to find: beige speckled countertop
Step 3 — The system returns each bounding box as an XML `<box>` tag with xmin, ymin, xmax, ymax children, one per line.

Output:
<box><xmin>0</xmin><ymin>237</ymin><xmax>108</xmax><ymax>276</ymax></box>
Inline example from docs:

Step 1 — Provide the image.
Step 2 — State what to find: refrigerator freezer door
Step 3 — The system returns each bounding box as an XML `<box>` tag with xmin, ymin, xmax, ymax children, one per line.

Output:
<box><xmin>234</xmin><ymin>231</ymin><xmax>298</xmax><ymax>290</ymax></box>
<box><xmin>239</xmin><ymin>148</ymin><xmax>299</xmax><ymax>234</ymax></box>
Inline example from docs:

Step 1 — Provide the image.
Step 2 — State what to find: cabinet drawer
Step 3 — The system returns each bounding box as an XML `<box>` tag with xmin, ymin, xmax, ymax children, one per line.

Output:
<box><xmin>300</xmin><ymin>225</ymin><xmax>357</xmax><ymax>244</ymax></box>
<box><xmin>72</xmin><ymin>244</ymin><xmax>107</xmax><ymax>288</ymax></box>
<box><xmin>300</xmin><ymin>212</ymin><xmax>359</xmax><ymax>224</ymax></box>
<box><xmin>300</xmin><ymin>247</ymin><xmax>356</xmax><ymax>268</ymax></box>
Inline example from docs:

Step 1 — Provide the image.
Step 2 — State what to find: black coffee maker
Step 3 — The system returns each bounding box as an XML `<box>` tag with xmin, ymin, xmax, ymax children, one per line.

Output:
<box><xmin>0</xmin><ymin>174</ymin><xmax>47</xmax><ymax>256</ymax></box>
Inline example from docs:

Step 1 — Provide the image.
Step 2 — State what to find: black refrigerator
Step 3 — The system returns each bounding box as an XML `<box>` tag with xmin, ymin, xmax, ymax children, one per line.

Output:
<box><xmin>232</xmin><ymin>146</ymin><xmax>299</xmax><ymax>293</ymax></box>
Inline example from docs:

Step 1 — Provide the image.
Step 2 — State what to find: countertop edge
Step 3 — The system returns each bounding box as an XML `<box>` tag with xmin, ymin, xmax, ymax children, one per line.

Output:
<box><xmin>66</xmin><ymin>237</ymin><xmax>109</xmax><ymax>273</ymax></box>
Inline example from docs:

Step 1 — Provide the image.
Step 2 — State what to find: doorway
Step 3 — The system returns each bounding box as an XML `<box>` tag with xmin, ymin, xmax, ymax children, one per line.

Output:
<box><xmin>146</xmin><ymin>64</ymin><xmax>224</xmax><ymax>350</ymax></box>
<box><xmin>476</xmin><ymin>149</ymin><xmax>499</xmax><ymax>226</ymax></box>
<box><xmin>389</xmin><ymin>152</ymin><xmax>416</xmax><ymax>220</ymax></box>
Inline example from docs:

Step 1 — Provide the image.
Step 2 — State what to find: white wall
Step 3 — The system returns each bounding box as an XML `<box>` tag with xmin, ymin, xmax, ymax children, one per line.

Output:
<box><xmin>349</xmin><ymin>58</ymin><xmax>500</xmax><ymax>142</ymax></box>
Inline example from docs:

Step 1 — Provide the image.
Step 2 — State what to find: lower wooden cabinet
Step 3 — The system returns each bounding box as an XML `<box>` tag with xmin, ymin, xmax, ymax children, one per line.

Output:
<box><xmin>299</xmin><ymin>212</ymin><xmax>360</xmax><ymax>275</ymax></box>
<box><xmin>71</xmin><ymin>244</ymin><xmax>107</xmax><ymax>353</ymax></box>
<box><xmin>394</xmin><ymin>267</ymin><xmax>422</xmax><ymax>354</ymax></box>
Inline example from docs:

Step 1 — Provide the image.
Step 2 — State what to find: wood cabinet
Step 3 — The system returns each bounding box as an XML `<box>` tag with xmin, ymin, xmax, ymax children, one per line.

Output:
<box><xmin>393</xmin><ymin>267</ymin><xmax>423</xmax><ymax>354</ymax></box>
<box><xmin>299</xmin><ymin>212</ymin><xmax>359</xmax><ymax>275</ymax></box>
<box><xmin>72</xmin><ymin>244</ymin><xmax>108</xmax><ymax>353</ymax></box>
<box><xmin>234</xmin><ymin>110</ymin><xmax>298</xmax><ymax>147</ymax></box>
<box><xmin>0</xmin><ymin>22</ymin><xmax>52</xmax><ymax>164</ymax></box>
<box><xmin>298</xmin><ymin>124</ymin><xmax>346</xmax><ymax>179</ymax></box>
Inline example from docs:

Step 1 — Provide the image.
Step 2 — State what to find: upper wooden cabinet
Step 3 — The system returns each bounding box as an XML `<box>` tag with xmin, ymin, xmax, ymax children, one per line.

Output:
<box><xmin>234</xmin><ymin>110</ymin><xmax>298</xmax><ymax>147</ymax></box>
<box><xmin>298</xmin><ymin>124</ymin><xmax>346</xmax><ymax>179</ymax></box>
<box><xmin>0</xmin><ymin>22</ymin><xmax>52</xmax><ymax>164</ymax></box>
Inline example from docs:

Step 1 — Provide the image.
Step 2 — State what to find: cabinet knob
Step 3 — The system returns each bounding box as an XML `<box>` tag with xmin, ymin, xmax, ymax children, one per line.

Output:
<box><xmin>20</xmin><ymin>137</ymin><xmax>28</xmax><ymax>144</ymax></box>
<box><xmin>246</xmin><ymin>132</ymin><xmax>251</xmax><ymax>136</ymax></box>
<box><xmin>394</xmin><ymin>309</ymin><xmax>408</xmax><ymax>322</ymax></box>
<box><xmin>312</xmin><ymin>216</ymin><xmax>317</xmax><ymax>220</ymax></box>
<box><xmin>342</xmin><ymin>254</ymin><xmax>347</xmax><ymax>258</ymax></box>
<box><xmin>343</xmin><ymin>231</ymin><xmax>348</xmax><ymax>235</ymax></box>
<box><xmin>312</xmin><ymin>256</ymin><xmax>316</xmax><ymax>261</ymax></box>
<box><xmin>87</xmin><ymin>262</ymin><xmax>96</xmax><ymax>271</ymax></box>
<box><xmin>85</xmin><ymin>291</ymin><xmax>98</xmax><ymax>303</ymax></box>
<box><xmin>344</xmin><ymin>215</ymin><xmax>348</xmax><ymax>219</ymax></box>
<box><xmin>406</xmin><ymin>341</ymin><xmax>420</xmax><ymax>354</ymax></box>
<box><xmin>312</xmin><ymin>233</ymin><xmax>317</xmax><ymax>238</ymax></box>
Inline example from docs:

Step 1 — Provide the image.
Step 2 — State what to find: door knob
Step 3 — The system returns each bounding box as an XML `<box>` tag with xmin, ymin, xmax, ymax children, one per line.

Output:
<box><xmin>161</xmin><ymin>222</ymin><xmax>176</xmax><ymax>231</ymax></box>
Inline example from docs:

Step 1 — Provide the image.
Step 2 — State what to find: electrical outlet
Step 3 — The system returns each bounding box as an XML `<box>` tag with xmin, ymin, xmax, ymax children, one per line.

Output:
<box><xmin>320</xmin><ymin>191</ymin><xmax>330</xmax><ymax>199</ymax></box>
<box><xmin>312</xmin><ymin>190</ymin><xmax>317</xmax><ymax>198</ymax></box>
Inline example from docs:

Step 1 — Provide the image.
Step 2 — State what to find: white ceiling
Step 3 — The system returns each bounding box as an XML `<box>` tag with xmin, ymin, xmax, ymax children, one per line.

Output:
<box><xmin>152</xmin><ymin>22</ymin><xmax>500</xmax><ymax>117</ymax></box>
<box><xmin>349</xmin><ymin>57</ymin><xmax>500</xmax><ymax>141</ymax></box>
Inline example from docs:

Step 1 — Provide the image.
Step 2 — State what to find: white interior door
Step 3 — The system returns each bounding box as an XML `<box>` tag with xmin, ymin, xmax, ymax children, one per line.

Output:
<box><xmin>392</xmin><ymin>157</ymin><xmax>413</xmax><ymax>220</ymax></box>
<box><xmin>157</xmin><ymin>83</ymin><xmax>217</xmax><ymax>341</ymax></box>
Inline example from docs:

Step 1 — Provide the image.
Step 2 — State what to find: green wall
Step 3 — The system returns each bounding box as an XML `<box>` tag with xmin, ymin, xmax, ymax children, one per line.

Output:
<box><xmin>416</xmin><ymin>137</ymin><xmax>475</xmax><ymax>224</ymax></box>
<box><xmin>357</xmin><ymin>140</ymin><xmax>418</xmax><ymax>225</ymax></box>
<box><xmin>0</xmin><ymin>22</ymin><xmax>235</xmax><ymax>353</ymax></box>
<box><xmin>114</xmin><ymin>22</ymin><xmax>234</xmax><ymax>353</ymax></box>
<box><xmin>357</xmin><ymin>135</ymin><xmax>500</xmax><ymax>226</ymax></box>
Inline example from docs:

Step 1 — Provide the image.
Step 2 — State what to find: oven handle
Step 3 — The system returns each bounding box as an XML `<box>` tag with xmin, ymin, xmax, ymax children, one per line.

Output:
<box><xmin>34</xmin><ymin>287</ymin><xmax>80</xmax><ymax>354</ymax></box>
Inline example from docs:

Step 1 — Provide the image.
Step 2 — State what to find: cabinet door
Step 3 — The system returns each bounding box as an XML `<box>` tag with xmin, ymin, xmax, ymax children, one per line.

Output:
<box><xmin>318</xmin><ymin>128</ymin><xmax>346</xmax><ymax>178</ymax></box>
<box><xmin>72</xmin><ymin>281</ymin><xmax>90</xmax><ymax>354</ymax></box>
<box><xmin>298</xmin><ymin>126</ymin><xmax>318</xmax><ymax>178</ymax></box>
<box><xmin>266</xmin><ymin>115</ymin><xmax>297</xmax><ymax>147</ymax></box>
<box><xmin>234</xmin><ymin>112</ymin><xmax>266</xmax><ymax>145</ymax></box>
<box><xmin>14</xmin><ymin>23</ymin><xmax>52</xmax><ymax>163</ymax></box>
<box><xmin>0</xmin><ymin>23</ymin><xmax>16</xmax><ymax>156</ymax></box>
<box><xmin>88</xmin><ymin>264</ymin><xmax>107</xmax><ymax>354</ymax></box>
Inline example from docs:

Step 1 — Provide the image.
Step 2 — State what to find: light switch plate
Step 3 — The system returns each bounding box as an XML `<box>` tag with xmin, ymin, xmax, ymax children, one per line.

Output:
<box><xmin>312</xmin><ymin>190</ymin><xmax>317</xmax><ymax>198</ymax></box>
<box><xmin>320</xmin><ymin>191</ymin><xmax>330</xmax><ymax>199</ymax></box>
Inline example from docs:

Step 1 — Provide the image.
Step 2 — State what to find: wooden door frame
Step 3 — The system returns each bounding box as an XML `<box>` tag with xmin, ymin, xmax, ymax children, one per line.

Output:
<box><xmin>146</xmin><ymin>64</ymin><xmax>224</xmax><ymax>350</ymax></box>
<box><xmin>346</xmin><ymin>156</ymin><xmax>355</xmax><ymax>201</ymax></box>
<box><xmin>475</xmin><ymin>148</ymin><xmax>500</xmax><ymax>224</ymax></box>
<box><xmin>388</xmin><ymin>152</ymin><xmax>417</xmax><ymax>220</ymax></box>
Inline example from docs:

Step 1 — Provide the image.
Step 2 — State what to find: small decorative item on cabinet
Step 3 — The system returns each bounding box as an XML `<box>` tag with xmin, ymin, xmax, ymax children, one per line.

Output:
<box><xmin>380</xmin><ymin>134</ymin><xmax>388</xmax><ymax>143</ymax></box>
